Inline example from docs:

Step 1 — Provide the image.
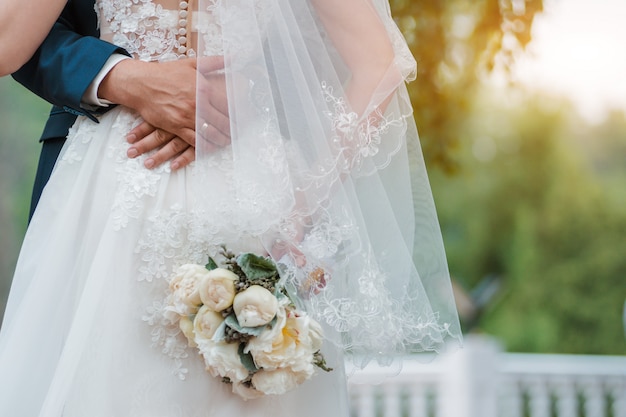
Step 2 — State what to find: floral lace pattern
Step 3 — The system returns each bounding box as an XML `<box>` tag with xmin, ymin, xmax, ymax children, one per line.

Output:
<box><xmin>62</xmin><ymin>122</ymin><xmax>98</xmax><ymax>164</ymax></box>
<box><xmin>97</xmin><ymin>0</ymin><xmax>190</xmax><ymax>61</ymax></box>
<box><xmin>320</xmin><ymin>82</ymin><xmax>410</xmax><ymax>179</ymax></box>
<box><xmin>94</xmin><ymin>0</ymin><xmax>274</xmax><ymax>62</ymax></box>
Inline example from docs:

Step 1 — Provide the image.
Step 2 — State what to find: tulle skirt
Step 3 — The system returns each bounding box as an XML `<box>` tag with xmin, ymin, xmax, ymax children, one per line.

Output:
<box><xmin>0</xmin><ymin>106</ymin><xmax>350</xmax><ymax>417</ymax></box>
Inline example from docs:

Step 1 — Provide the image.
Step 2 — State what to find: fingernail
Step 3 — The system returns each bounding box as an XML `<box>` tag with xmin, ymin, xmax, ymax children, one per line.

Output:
<box><xmin>126</xmin><ymin>134</ymin><xmax>137</xmax><ymax>143</ymax></box>
<box><xmin>145</xmin><ymin>158</ymin><xmax>155</xmax><ymax>169</ymax></box>
<box><xmin>127</xmin><ymin>148</ymin><xmax>139</xmax><ymax>158</ymax></box>
<box><xmin>171</xmin><ymin>161</ymin><xmax>180</xmax><ymax>170</ymax></box>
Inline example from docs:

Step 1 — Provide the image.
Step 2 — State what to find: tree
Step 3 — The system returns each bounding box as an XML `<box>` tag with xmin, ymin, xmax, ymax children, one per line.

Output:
<box><xmin>431</xmin><ymin>97</ymin><xmax>626</xmax><ymax>354</ymax></box>
<box><xmin>391</xmin><ymin>0</ymin><xmax>543</xmax><ymax>171</ymax></box>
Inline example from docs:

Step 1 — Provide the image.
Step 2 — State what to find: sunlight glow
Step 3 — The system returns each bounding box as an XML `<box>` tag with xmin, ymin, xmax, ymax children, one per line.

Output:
<box><xmin>512</xmin><ymin>0</ymin><xmax>626</xmax><ymax>122</ymax></box>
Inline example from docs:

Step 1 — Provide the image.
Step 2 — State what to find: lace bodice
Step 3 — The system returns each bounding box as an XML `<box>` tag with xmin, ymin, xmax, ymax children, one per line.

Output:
<box><xmin>96</xmin><ymin>0</ymin><xmax>273</xmax><ymax>61</ymax></box>
<box><xmin>96</xmin><ymin>0</ymin><xmax>217</xmax><ymax>61</ymax></box>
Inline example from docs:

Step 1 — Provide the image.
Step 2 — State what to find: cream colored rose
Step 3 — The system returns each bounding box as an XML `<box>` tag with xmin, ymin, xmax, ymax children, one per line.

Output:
<box><xmin>193</xmin><ymin>305</ymin><xmax>224</xmax><ymax>341</ymax></box>
<box><xmin>169</xmin><ymin>264</ymin><xmax>210</xmax><ymax>314</ymax></box>
<box><xmin>179</xmin><ymin>315</ymin><xmax>197</xmax><ymax>347</ymax></box>
<box><xmin>198</xmin><ymin>268</ymin><xmax>238</xmax><ymax>312</ymax></box>
<box><xmin>246</xmin><ymin>305</ymin><xmax>321</xmax><ymax>375</ymax></box>
<box><xmin>198</xmin><ymin>340</ymin><xmax>249</xmax><ymax>383</ymax></box>
<box><xmin>252</xmin><ymin>368</ymin><xmax>307</xmax><ymax>396</ymax></box>
<box><xmin>306</xmin><ymin>315</ymin><xmax>324</xmax><ymax>353</ymax></box>
<box><xmin>233</xmin><ymin>285</ymin><xmax>278</xmax><ymax>327</ymax></box>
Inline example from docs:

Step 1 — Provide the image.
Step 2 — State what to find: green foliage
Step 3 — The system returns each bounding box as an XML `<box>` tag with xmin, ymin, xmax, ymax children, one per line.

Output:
<box><xmin>236</xmin><ymin>253</ymin><xmax>279</xmax><ymax>282</ymax></box>
<box><xmin>205</xmin><ymin>257</ymin><xmax>219</xmax><ymax>270</ymax></box>
<box><xmin>238</xmin><ymin>343</ymin><xmax>259</xmax><ymax>373</ymax></box>
<box><xmin>0</xmin><ymin>77</ymin><xmax>49</xmax><ymax>325</ymax></box>
<box><xmin>225</xmin><ymin>314</ymin><xmax>266</xmax><ymax>337</ymax></box>
<box><xmin>432</xmin><ymin>97</ymin><xmax>626</xmax><ymax>354</ymax></box>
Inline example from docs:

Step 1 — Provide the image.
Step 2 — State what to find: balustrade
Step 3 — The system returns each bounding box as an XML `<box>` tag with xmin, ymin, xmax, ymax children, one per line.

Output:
<box><xmin>348</xmin><ymin>336</ymin><xmax>626</xmax><ymax>417</ymax></box>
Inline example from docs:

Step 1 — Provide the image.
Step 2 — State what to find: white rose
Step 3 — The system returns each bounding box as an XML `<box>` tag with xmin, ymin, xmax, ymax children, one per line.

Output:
<box><xmin>246</xmin><ymin>305</ymin><xmax>320</xmax><ymax>375</ymax></box>
<box><xmin>245</xmin><ymin>303</ymin><xmax>287</xmax><ymax>362</ymax></box>
<box><xmin>193</xmin><ymin>305</ymin><xmax>224</xmax><ymax>341</ymax></box>
<box><xmin>199</xmin><ymin>340</ymin><xmax>249</xmax><ymax>384</ymax></box>
<box><xmin>252</xmin><ymin>368</ymin><xmax>307</xmax><ymax>396</ymax></box>
<box><xmin>306</xmin><ymin>315</ymin><xmax>324</xmax><ymax>352</ymax></box>
<box><xmin>169</xmin><ymin>264</ymin><xmax>210</xmax><ymax>313</ymax></box>
<box><xmin>179</xmin><ymin>315</ymin><xmax>197</xmax><ymax>347</ymax></box>
<box><xmin>231</xmin><ymin>381</ymin><xmax>265</xmax><ymax>401</ymax></box>
<box><xmin>233</xmin><ymin>285</ymin><xmax>278</xmax><ymax>327</ymax></box>
<box><xmin>199</xmin><ymin>268</ymin><xmax>238</xmax><ymax>312</ymax></box>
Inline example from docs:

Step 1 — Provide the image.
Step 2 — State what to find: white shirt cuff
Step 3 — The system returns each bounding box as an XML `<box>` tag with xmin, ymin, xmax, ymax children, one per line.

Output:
<box><xmin>81</xmin><ymin>54</ymin><xmax>131</xmax><ymax>107</ymax></box>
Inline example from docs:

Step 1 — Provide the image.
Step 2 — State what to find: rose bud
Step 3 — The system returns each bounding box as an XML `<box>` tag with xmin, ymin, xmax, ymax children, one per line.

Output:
<box><xmin>233</xmin><ymin>285</ymin><xmax>278</xmax><ymax>327</ymax></box>
<box><xmin>199</xmin><ymin>268</ymin><xmax>238</xmax><ymax>311</ymax></box>
<box><xmin>193</xmin><ymin>305</ymin><xmax>225</xmax><ymax>341</ymax></box>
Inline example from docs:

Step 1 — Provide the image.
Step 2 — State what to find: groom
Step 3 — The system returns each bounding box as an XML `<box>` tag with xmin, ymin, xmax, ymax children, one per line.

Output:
<box><xmin>13</xmin><ymin>0</ymin><xmax>228</xmax><ymax>218</ymax></box>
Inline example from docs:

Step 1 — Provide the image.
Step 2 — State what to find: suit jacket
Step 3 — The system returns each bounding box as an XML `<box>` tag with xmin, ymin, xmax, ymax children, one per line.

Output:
<box><xmin>12</xmin><ymin>0</ymin><xmax>128</xmax><ymax>217</ymax></box>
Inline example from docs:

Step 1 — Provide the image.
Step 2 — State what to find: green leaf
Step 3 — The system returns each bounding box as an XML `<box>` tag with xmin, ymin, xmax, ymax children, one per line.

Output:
<box><xmin>236</xmin><ymin>253</ymin><xmax>279</xmax><ymax>281</ymax></box>
<box><xmin>224</xmin><ymin>314</ymin><xmax>267</xmax><ymax>336</ymax></box>
<box><xmin>205</xmin><ymin>257</ymin><xmax>219</xmax><ymax>271</ymax></box>
<box><xmin>238</xmin><ymin>343</ymin><xmax>258</xmax><ymax>373</ymax></box>
<box><xmin>211</xmin><ymin>320</ymin><xmax>227</xmax><ymax>343</ymax></box>
<box><xmin>313</xmin><ymin>351</ymin><xmax>333</xmax><ymax>372</ymax></box>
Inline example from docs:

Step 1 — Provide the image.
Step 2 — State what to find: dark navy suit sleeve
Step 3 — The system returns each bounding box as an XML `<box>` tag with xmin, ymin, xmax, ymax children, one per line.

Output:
<box><xmin>11</xmin><ymin>0</ymin><xmax>131</xmax><ymax>217</ymax></box>
<box><xmin>12</xmin><ymin>4</ymin><xmax>129</xmax><ymax>120</ymax></box>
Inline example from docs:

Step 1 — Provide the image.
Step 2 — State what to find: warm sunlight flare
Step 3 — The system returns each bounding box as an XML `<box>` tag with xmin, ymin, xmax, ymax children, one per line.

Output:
<box><xmin>512</xmin><ymin>0</ymin><xmax>626</xmax><ymax>122</ymax></box>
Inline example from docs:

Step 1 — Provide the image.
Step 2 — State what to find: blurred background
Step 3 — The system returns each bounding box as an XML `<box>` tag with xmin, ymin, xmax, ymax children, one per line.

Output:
<box><xmin>4</xmin><ymin>0</ymin><xmax>622</xmax><ymax>354</ymax></box>
<box><xmin>0</xmin><ymin>0</ymin><xmax>624</xmax><ymax>414</ymax></box>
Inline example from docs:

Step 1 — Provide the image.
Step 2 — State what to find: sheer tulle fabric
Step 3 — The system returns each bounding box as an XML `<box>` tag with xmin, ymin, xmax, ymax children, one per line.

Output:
<box><xmin>0</xmin><ymin>0</ymin><xmax>460</xmax><ymax>415</ymax></box>
<box><xmin>194</xmin><ymin>0</ymin><xmax>461</xmax><ymax>366</ymax></box>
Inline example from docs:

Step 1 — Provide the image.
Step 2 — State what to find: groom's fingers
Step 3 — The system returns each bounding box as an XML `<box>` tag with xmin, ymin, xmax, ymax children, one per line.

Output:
<box><xmin>125</xmin><ymin>124</ymin><xmax>193</xmax><ymax>170</ymax></box>
<box><xmin>196</xmin><ymin>55</ymin><xmax>225</xmax><ymax>76</ymax></box>
<box><xmin>144</xmin><ymin>136</ymin><xmax>193</xmax><ymax>170</ymax></box>
<box><xmin>170</xmin><ymin>147</ymin><xmax>196</xmax><ymax>171</ymax></box>
<box><xmin>126</xmin><ymin>124</ymin><xmax>174</xmax><ymax>158</ymax></box>
<box><xmin>126</xmin><ymin>121</ymin><xmax>154</xmax><ymax>144</ymax></box>
<box><xmin>197</xmin><ymin>119</ymin><xmax>230</xmax><ymax>148</ymax></box>
<box><xmin>197</xmin><ymin>72</ymin><xmax>231</xmax><ymax>145</ymax></box>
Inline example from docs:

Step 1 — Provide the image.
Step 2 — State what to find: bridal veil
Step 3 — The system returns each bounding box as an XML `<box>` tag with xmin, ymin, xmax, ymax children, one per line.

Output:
<box><xmin>194</xmin><ymin>0</ymin><xmax>462</xmax><ymax>367</ymax></box>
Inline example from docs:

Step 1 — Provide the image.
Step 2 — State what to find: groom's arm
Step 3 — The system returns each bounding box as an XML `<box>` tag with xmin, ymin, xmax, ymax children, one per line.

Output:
<box><xmin>12</xmin><ymin>9</ymin><xmax>129</xmax><ymax>121</ymax></box>
<box><xmin>12</xmin><ymin>4</ymin><xmax>230</xmax><ymax>172</ymax></box>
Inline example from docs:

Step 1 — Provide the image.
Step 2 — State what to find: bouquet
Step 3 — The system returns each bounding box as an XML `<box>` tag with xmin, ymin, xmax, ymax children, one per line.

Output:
<box><xmin>166</xmin><ymin>246</ymin><xmax>331</xmax><ymax>400</ymax></box>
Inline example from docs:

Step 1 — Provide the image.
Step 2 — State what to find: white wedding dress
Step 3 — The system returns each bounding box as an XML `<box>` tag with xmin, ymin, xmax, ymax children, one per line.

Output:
<box><xmin>0</xmin><ymin>0</ymin><xmax>462</xmax><ymax>416</ymax></box>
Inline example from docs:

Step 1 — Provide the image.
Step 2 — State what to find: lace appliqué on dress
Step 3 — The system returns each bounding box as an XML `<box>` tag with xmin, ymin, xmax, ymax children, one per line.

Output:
<box><xmin>142</xmin><ymin>297</ymin><xmax>190</xmax><ymax>380</ymax></box>
<box><xmin>96</xmin><ymin>0</ymin><xmax>194</xmax><ymax>61</ymax></box>
<box><xmin>106</xmin><ymin>112</ymin><xmax>170</xmax><ymax>230</ymax></box>
<box><xmin>136</xmin><ymin>207</ymin><xmax>213</xmax><ymax>380</ymax></box>
<box><xmin>62</xmin><ymin>121</ymin><xmax>98</xmax><ymax>164</ymax></box>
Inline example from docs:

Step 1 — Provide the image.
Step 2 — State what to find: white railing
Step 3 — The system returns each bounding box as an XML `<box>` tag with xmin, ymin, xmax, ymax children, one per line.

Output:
<box><xmin>348</xmin><ymin>335</ymin><xmax>626</xmax><ymax>417</ymax></box>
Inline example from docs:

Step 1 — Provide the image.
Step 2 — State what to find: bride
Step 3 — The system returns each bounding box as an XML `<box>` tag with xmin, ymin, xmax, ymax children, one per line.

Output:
<box><xmin>0</xmin><ymin>0</ymin><xmax>461</xmax><ymax>416</ymax></box>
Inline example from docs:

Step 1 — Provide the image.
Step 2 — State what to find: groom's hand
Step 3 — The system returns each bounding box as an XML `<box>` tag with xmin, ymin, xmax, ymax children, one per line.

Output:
<box><xmin>126</xmin><ymin>124</ymin><xmax>193</xmax><ymax>170</ymax></box>
<box><xmin>98</xmin><ymin>57</ymin><xmax>229</xmax><ymax>170</ymax></box>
